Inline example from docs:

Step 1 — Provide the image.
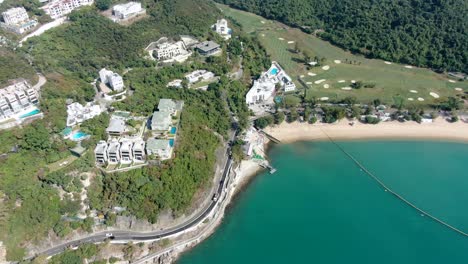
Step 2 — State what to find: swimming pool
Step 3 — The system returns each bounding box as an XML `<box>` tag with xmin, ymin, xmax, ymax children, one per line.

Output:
<box><xmin>269</xmin><ymin>68</ymin><xmax>279</xmax><ymax>75</ymax></box>
<box><xmin>170</xmin><ymin>127</ymin><xmax>177</xmax><ymax>134</ymax></box>
<box><xmin>71</xmin><ymin>131</ymin><xmax>89</xmax><ymax>141</ymax></box>
<box><xmin>169</xmin><ymin>139</ymin><xmax>174</xmax><ymax>147</ymax></box>
<box><xmin>20</xmin><ymin>109</ymin><xmax>40</xmax><ymax>119</ymax></box>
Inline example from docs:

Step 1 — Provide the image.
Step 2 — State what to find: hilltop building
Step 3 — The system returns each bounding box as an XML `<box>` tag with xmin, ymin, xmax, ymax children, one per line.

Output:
<box><xmin>145</xmin><ymin>37</ymin><xmax>192</xmax><ymax>63</ymax></box>
<box><xmin>112</xmin><ymin>2</ymin><xmax>145</xmax><ymax>21</ymax></box>
<box><xmin>246</xmin><ymin>61</ymin><xmax>296</xmax><ymax>108</ymax></box>
<box><xmin>212</xmin><ymin>19</ymin><xmax>232</xmax><ymax>40</ymax></box>
<box><xmin>106</xmin><ymin>118</ymin><xmax>127</xmax><ymax>136</ymax></box>
<box><xmin>194</xmin><ymin>41</ymin><xmax>221</xmax><ymax>56</ymax></box>
<box><xmin>151</xmin><ymin>99</ymin><xmax>183</xmax><ymax>131</ymax></box>
<box><xmin>41</xmin><ymin>0</ymin><xmax>94</xmax><ymax>19</ymax></box>
<box><xmin>0</xmin><ymin>80</ymin><xmax>40</xmax><ymax>120</ymax></box>
<box><xmin>185</xmin><ymin>70</ymin><xmax>215</xmax><ymax>84</ymax></box>
<box><xmin>94</xmin><ymin>140</ymin><xmax>108</xmax><ymax>165</ymax></box>
<box><xmin>1</xmin><ymin>7</ymin><xmax>38</xmax><ymax>34</ymax></box>
<box><xmin>99</xmin><ymin>68</ymin><xmax>124</xmax><ymax>92</ymax></box>
<box><xmin>146</xmin><ymin>138</ymin><xmax>172</xmax><ymax>160</ymax></box>
<box><xmin>66</xmin><ymin>101</ymin><xmax>102</xmax><ymax>127</ymax></box>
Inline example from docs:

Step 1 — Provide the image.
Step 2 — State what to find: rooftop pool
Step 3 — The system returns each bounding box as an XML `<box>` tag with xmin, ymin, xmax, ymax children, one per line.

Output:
<box><xmin>269</xmin><ymin>67</ymin><xmax>279</xmax><ymax>75</ymax></box>
<box><xmin>169</xmin><ymin>139</ymin><xmax>174</xmax><ymax>147</ymax></box>
<box><xmin>20</xmin><ymin>109</ymin><xmax>41</xmax><ymax>119</ymax></box>
<box><xmin>170</xmin><ymin>127</ymin><xmax>177</xmax><ymax>134</ymax></box>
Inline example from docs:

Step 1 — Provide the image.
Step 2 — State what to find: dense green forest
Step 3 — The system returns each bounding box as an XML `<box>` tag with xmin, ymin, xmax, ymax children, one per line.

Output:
<box><xmin>0</xmin><ymin>48</ymin><xmax>36</xmax><ymax>86</ymax></box>
<box><xmin>216</xmin><ymin>0</ymin><xmax>468</xmax><ymax>73</ymax></box>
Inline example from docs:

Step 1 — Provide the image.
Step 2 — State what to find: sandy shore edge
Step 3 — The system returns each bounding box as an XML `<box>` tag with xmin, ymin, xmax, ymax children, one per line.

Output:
<box><xmin>264</xmin><ymin>118</ymin><xmax>468</xmax><ymax>143</ymax></box>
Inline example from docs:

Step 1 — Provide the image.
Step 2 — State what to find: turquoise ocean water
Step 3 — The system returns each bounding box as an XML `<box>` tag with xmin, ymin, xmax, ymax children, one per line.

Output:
<box><xmin>178</xmin><ymin>141</ymin><xmax>468</xmax><ymax>264</ymax></box>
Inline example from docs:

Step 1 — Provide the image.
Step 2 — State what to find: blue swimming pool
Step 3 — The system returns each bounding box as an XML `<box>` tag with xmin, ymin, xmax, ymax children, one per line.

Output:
<box><xmin>170</xmin><ymin>127</ymin><xmax>177</xmax><ymax>134</ymax></box>
<box><xmin>71</xmin><ymin>131</ymin><xmax>89</xmax><ymax>141</ymax></box>
<box><xmin>20</xmin><ymin>109</ymin><xmax>40</xmax><ymax>119</ymax></box>
<box><xmin>269</xmin><ymin>68</ymin><xmax>279</xmax><ymax>75</ymax></box>
<box><xmin>169</xmin><ymin>139</ymin><xmax>174</xmax><ymax>147</ymax></box>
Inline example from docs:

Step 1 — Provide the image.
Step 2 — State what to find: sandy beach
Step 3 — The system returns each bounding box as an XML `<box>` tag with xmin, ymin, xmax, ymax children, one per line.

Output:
<box><xmin>264</xmin><ymin>118</ymin><xmax>468</xmax><ymax>143</ymax></box>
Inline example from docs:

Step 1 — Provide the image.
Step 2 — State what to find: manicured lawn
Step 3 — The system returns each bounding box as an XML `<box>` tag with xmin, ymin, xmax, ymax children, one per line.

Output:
<box><xmin>219</xmin><ymin>4</ymin><xmax>468</xmax><ymax>106</ymax></box>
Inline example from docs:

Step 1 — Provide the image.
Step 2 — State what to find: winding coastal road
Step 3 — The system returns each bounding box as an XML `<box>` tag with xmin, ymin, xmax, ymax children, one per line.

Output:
<box><xmin>33</xmin><ymin>130</ymin><xmax>237</xmax><ymax>259</ymax></box>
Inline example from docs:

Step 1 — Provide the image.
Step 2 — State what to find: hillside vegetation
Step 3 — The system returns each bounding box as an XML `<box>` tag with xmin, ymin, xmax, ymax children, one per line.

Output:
<box><xmin>0</xmin><ymin>48</ymin><xmax>36</xmax><ymax>86</ymax></box>
<box><xmin>216</xmin><ymin>0</ymin><xmax>468</xmax><ymax>73</ymax></box>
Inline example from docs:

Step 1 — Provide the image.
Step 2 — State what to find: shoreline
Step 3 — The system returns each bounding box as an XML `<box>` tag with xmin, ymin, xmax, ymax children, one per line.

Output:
<box><xmin>264</xmin><ymin>118</ymin><xmax>468</xmax><ymax>143</ymax></box>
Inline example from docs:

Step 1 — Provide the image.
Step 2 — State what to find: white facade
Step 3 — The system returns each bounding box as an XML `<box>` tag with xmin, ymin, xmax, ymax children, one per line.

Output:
<box><xmin>146</xmin><ymin>38</ymin><xmax>191</xmax><ymax>63</ymax></box>
<box><xmin>1</xmin><ymin>7</ymin><xmax>38</xmax><ymax>34</ymax></box>
<box><xmin>95</xmin><ymin>139</ymin><xmax>148</xmax><ymax>165</ymax></box>
<box><xmin>212</xmin><ymin>19</ymin><xmax>231</xmax><ymax>40</ymax></box>
<box><xmin>99</xmin><ymin>68</ymin><xmax>124</xmax><ymax>92</ymax></box>
<box><xmin>107</xmin><ymin>140</ymin><xmax>121</xmax><ymax>164</ymax></box>
<box><xmin>146</xmin><ymin>139</ymin><xmax>172</xmax><ymax>160</ymax></box>
<box><xmin>66</xmin><ymin>102</ymin><xmax>102</xmax><ymax>127</ymax></box>
<box><xmin>94</xmin><ymin>140</ymin><xmax>108</xmax><ymax>164</ymax></box>
<box><xmin>2</xmin><ymin>7</ymin><xmax>29</xmax><ymax>25</ymax></box>
<box><xmin>112</xmin><ymin>2</ymin><xmax>145</xmax><ymax>20</ymax></box>
<box><xmin>119</xmin><ymin>140</ymin><xmax>133</xmax><ymax>164</ymax></box>
<box><xmin>185</xmin><ymin>70</ymin><xmax>215</xmax><ymax>84</ymax></box>
<box><xmin>246</xmin><ymin>61</ymin><xmax>296</xmax><ymax>106</ymax></box>
<box><xmin>0</xmin><ymin>80</ymin><xmax>39</xmax><ymax>119</ymax></box>
<box><xmin>41</xmin><ymin>0</ymin><xmax>94</xmax><ymax>19</ymax></box>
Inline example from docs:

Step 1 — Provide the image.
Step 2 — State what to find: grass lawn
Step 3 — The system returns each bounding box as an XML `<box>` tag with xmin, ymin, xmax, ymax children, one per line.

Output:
<box><xmin>47</xmin><ymin>155</ymin><xmax>78</xmax><ymax>173</ymax></box>
<box><xmin>218</xmin><ymin>4</ymin><xmax>468</xmax><ymax>107</ymax></box>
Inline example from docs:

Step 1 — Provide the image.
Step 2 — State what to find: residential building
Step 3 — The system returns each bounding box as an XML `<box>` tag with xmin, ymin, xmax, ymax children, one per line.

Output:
<box><xmin>132</xmin><ymin>139</ymin><xmax>146</xmax><ymax>162</ymax></box>
<box><xmin>145</xmin><ymin>37</ymin><xmax>191</xmax><ymax>63</ymax></box>
<box><xmin>112</xmin><ymin>2</ymin><xmax>145</xmax><ymax>20</ymax></box>
<box><xmin>166</xmin><ymin>79</ymin><xmax>183</xmax><ymax>88</ymax></box>
<box><xmin>185</xmin><ymin>70</ymin><xmax>215</xmax><ymax>84</ymax></box>
<box><xmin>0</xmin><ymin>80</ymin><xmax>40</xmax><ymax>119</ymax></box>
<box><xmin>151</xmin><ymin>110</ymin><xmax>172</xmax><ymax>131</ymax></box>
<box><xmin>107</xmin><ymin>140</ymin><xmax>121</xmax><ymax>164</ymax></box>
<box><xmin>194</xmin><ymin>41</ymin><xmax>221</xmax><ymax>56</ymax></box>
<box><xmin>94</xmin><ymin>140</ymin><xmax>108</xmax><ymax>164</ymax></box>
<box><xmin>212</xmin><ymin>19</ymin><xmax>232</xmax><ymax>40</ymax></box>
<box><xmin>106</xmin><ymin>118</ymin><xmax>126</xmax><ymax>136</ymax></box>
<box><xmin>119</xmin><ymin>140</ymin><xmax>133</xmax><ymax>164</ymax></box>
<box><xmin>66</xmin><ymin>102</ymin><xmax>102</xmax><ymax>127</ymax></box>
<box><xmin>1</xmin><ymin>7</ymin><xmax>38</xmax><ymax>34</ymax></box>
<box><xmin>41</xmin><ymin>0</ymin><xmax>94</xmax><ymax>19</ymax></box>
<box><xmin>99</xmin><ymin>68</ymin><xmax>124</xmax><ymax>92</ymax></box>
<box><xmin>146</xmin><ymin>138</ymin><xmax>172</xmax><ymax>160</ymax></box>
<box><xmin>2</xmin><ymin>7</ymin><xmax>29</xmax><ymax>25</ymax></box>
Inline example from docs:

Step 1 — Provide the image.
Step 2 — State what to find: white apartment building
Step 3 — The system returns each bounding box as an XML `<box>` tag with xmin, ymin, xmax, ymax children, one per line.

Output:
<box><xmin>41</xmin><ymin>0</ymin><xmax>94</xmax><ymax>19</ymax></box>
<box><xmin>99</xmin><ymin>68</ymin><xmax>124</xmax><ymax>92</ymax></box>
<box><xmin>185</xmin><ymin>70</ymin><xmax>215</xmax><ymax>84</ymax></box>
<box><xmin>66</xmin><ymin>102</ymin><xmax>102</xmax><ymax>127</ymax></box>
<box><xmin>212</xmin><ymin>18</ymin><xmax>232</xmax><ymax>40</ymax></box>
<box><xmin>132</xmin><ymin>140</ymin><xmax>146</xmax><ymax>162</ymax></box>
<box><xmin>2</xmin><ymin>7</ymin><xmax>29</xmax><ymax>25</ymax></box>
<box><xmin>0</xmin><ymin>80</ymin><xmax>39</xmax><ymax>119</ymax></box>
<box><xmin>112</xmin><ymin>2</ymin><xmax>145</xmax><ymax>20</ymax></box>
<box><xmin>94</xmin><ymin>140</ymin><xmax>108</xmax><ymax>165</ymax></box>
<box><xmin>151</xmin><ymin>111</ymin><xmax>172</xmax><ymax>131</ymax></box>
<box><xmin>145</xmin><ymin>37</ymin><xmax>192</xmax><ymax>63</ymax></box>
<box><xmin>1</xmin><ymin>7</ymin><xmax>38</xmax><ymax>34</ymax></box>
<box><xmin>107</xmin><ymin>140</ymin><xmax>121</xmax><ymax>164</ymax></box>
<box><xmin>119</xmin><ymin>140</ymin><xmax>133</xmax><ymax>164</ymax></box>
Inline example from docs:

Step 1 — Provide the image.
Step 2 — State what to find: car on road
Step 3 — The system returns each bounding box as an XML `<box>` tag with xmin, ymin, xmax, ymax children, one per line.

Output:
<box><xmin>212</xmin><ymin>193</ymin><xmax>219</xmax><ymax>202</ymax></box>
<box><xmin>105</xmin><ymin>233</ymin><xmax>114</xmax><ymax>238</ymax></box>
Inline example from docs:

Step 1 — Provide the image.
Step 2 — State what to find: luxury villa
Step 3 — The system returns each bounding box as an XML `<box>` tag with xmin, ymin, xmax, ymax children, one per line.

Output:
<box><xmin>99</xmin><ymin>68</ymin><xmax>124</xmax><ymax>92</ymax></box>
<box><xmin>0</xmin><ymin>80</ymin><xmax>40</xmax><ymax>121</ymax></box>
<box><xmin>111</xmin><ymin>2</ymin><xmax>146</xmax><ymax>21</ymax></box>
<box><xmin>41</xmin><ymin>0</ymin><xmax>94</xmax><ymax>19</ymax></box>
<box><xmin>212</xmin><ymin>19</ymin><xmax>232</xmax><ymax>40</ymax></box>
<box><xmin>66</xmin><ymin>101</ymin><xmax>102</xmax><ymax>127</ymax></box>
<box><xmin>246</xmin><ymin>61</ymin><xmax>296</xmax><ymax>109</ymax></box>
<box><xmin>145</xmin><ymin>37</ymin><xmax>192</xmax><ymax>63</ymax></box>
<box><xmin>1</xmin><ymin>7</ymin><xmax>38</xmax><ymax>34</ymax></box>
<box><xmin>194</xmin><ymin>41</ymin><xmax>221</xmax><ymax>56</ymax></box>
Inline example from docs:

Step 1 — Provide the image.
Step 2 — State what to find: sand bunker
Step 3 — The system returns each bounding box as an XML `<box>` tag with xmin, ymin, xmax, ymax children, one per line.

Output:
<box><xmin>323</xmin><ymin>84</ymin><xmax>330</xmax><ymax>89</ymax></box>
<box><xmin>322</xmin><ymin>65</ymin><xmax>330</xmax><ymax>70</ymax></box>
<box><xmin>306</xmin><ymin>82</ymin><xmax>312</xmax><ymax>85</ymax></box>
<box><xmin>455</xmin><ymin>88</ymin><xmax>463</xmax><ymax>92</ymax></box>
<box><xmin>407</xmin><ymin>98</ymin><xmax>414</xmax><ymax>101</ymax></box>
<box><xmin>341</xmin><ymin>87</ymin><xmax>352</xmax><ymax>90</ymax></box>
<box><xmin>448</xmin><ymin>80</ymin><xmax>456</xmax><ymax>83</ymax></box>
<box><xmin>338</xmin><ymin>80</ymin><xmax>346</xmax><ymax>83</ymax></box>
<box><xmin>410</xmin><ymin>90</ymin><xmax>418</xmax><ymax>93</ymax></box>
<box><xmin>430</xmin><ymin>92</ymin><xmax>440</xmax><ymax>98</ymax></box>
<box><xmin>287</xmin><ymin>41</ymin><xmax>295</xmax><ymax>44</ymax></box>
<box><xmin>314</xmin><ymin>79</ymin><xmax>326</xmax><ymax>84</ymax></box>
<box><xmin>334</xmin><ymin>60</ymin><xmax>341</xmax><ymax>64</ymax></box>
<box><xmin>320</xmin><ymin>97</ymin><xmax>329</xmax><ymax>101</ymax></box>
<box><xmin>418</xmin><ymin>97</ymin><xmax>425</xmax><ymax>101</ymax></box>
<box><xmin>405</xmin><ymin>65</ymin><xmax>413</xmax><ymax>69</ymax></box>
<box><xmin>384</xmin><ymin>61</ymin><xmax>392</xmax><ymax>65</ymax></box>
<box><xmin>278</xmin><ymin>38</ymin><xmax>284</xmax><ymax>41</ymax></box>
<box><xmin>307</xmin><ymin>72</ymin><xmax>316</xmax><ymax>76</ymax></box>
